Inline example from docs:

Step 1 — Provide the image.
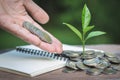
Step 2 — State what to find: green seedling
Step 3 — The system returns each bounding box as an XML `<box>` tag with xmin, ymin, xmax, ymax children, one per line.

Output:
<box><xmin>63</xmin><ymin>4</ymin><xmax>106</xmax><ymax>55</ymax></box>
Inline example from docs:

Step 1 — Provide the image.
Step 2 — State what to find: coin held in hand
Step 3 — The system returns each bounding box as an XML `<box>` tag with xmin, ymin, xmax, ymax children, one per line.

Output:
<box><xmin>23</xmin><ymin>21</ymin><xmax>52</xmax><ymax>44</ymax></box>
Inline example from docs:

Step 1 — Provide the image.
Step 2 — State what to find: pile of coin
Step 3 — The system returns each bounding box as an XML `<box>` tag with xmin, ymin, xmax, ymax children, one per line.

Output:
<box><xmin>62</xmin><ymin>50</ymin><xmax>120</xmax><ymax>75</ymax></box>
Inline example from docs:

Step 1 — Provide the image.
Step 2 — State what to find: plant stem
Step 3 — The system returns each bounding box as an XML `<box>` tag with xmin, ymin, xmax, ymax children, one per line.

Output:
<box><xmin>82</xmin><ymin>41</ymin><xmax>85</xmax><ymax>55</ymax></box>
<box><xmin>82</xmin><ymin>32</ymin><xmax>85</xmax><ymax>55</ymax></box>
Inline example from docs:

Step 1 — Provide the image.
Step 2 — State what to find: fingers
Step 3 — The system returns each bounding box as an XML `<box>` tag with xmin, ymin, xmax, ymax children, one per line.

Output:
<box><xmin>6</xmin><ymin>19</ymin><xmax>62</xmax><ymax>53</ymax></box>
<box><xmin>5</xmin><ymin>22</ymin><xmax>42</xmax><ymax>47</ymax></box>
<box><xmin>0</xmin><ymin>0</ymin><xmax>62</xmax><ymax>53</ymax></box>
<box><xmin>23</xmin><ymin>0</ymin><xmax>49</xmax><ymax>24</ymax></box>
<box><xmin>9</xmin><ymin>14</ymin><xmax>63</xmax><ymax>53</ymax></box>
<box><xmin>28</xmin><ymin>21</ymin><xmax>63</xmax><ymax>53</ymax></box>
<box><xmin>30</xmin><ymin>22</ymin><xmax>63</xmax><ymax>53</ymax></box>
<box><xmin>38</xmin><ymin>34</ymin><xmax>63</xmax><ymax>53</ymax></box>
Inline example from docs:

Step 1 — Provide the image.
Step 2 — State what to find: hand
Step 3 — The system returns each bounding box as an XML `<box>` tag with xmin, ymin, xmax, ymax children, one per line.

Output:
<box><xmin>0</xmin><ymin>0</ymin><xmax>62</xmax><ymax>53</ymax></box>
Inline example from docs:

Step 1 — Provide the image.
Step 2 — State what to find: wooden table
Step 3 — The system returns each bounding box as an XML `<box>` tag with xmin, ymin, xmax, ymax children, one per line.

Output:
<box><xmin>0</xmin><ymin>44</ymin><xmax>120</xmax><ymax>80</ymax></box>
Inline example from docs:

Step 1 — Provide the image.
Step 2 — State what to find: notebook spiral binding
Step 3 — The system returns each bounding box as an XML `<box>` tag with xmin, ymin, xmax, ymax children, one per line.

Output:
<box><xmin>16</xmin><ymin>47</ymin><xmax>68</xmax><ymax>62</ymax></box>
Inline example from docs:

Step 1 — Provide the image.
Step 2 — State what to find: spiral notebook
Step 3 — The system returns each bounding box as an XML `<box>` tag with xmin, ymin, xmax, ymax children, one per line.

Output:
<box><xmin>0</xmin><ymin>44</ymin><xmax>85</xmax><ymax>77</ymax></box>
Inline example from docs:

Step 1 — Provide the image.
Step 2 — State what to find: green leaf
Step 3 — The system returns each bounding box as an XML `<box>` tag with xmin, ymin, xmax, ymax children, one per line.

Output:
<box><xmin>63</xmin><ymin>22</ymin><xmax>82</xmax><ymax>40</ymax></box>
<box><xmin>83</xmin><ymin>25</ymin><xmax>95</xmax><ymax>34</ymax></box>
<box><xmin>82</xmin><ymin>4</ymin><xmax>91</xmax><ymax>29</ymax></box>
<box><xmin>86</xmin><ymin>31</ymin><xmax>106</xmax><ymax>40</ymax></box>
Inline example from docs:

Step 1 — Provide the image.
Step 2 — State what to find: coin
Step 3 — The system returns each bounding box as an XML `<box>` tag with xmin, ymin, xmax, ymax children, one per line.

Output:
<box><xmin>66</xmin><ymin>61</ymin><xmax>78</xmax><ymax>70</ymax></box>
<box><xmin>84</xmin><ymin>50</ymin><xmax>95</xmax><ymax>55</ymax></box>
<box><xmin>101</xmin><ymin>57</ymin><xmax>109</xmax><ymax>62</ymax></box>
<box><xmin>62</xmin><ymin>67</ymin><xmax>77</xmax><ymax>73</ymax></box>
<box><xmin>107</xmin><ymin>57</ymin><xmax>120</xmax><ymax>64</ymax></box>
<box><xmin>81</xmin><ymin>50</ymin><xmax>97</xmax><ymax>59</ymax></box>
<box><xmin>76</xmin><ymin>60</ymin><xmax>89</xmax><ymax>70</ymax></box>
<box><xmin>86</xmin><ymin>68</ymin><xmax>103</xmax><ymax>76</ymax></box>
<box><xmin>62</xmin><ymin>50</ymin><xmax>120</xmax><ymax>76</ymax></box>
<box><xmin>96</xmin><ymin>59</ymin><xmax>110</xmax><ymax>69</ymax></box>
<box><xmin>95</xmin><ymin>51</ymin><xmax>105</xmax><ymax>58</ymax></box>
<box><xmin>81</xmin><ymin>54</ymin><xmax>97</xmax><ymax>59</ymax></box>
<box><xmin>105</xmin><ymin>52</ymin><xmax>116</xmax><ymax>58</ymax></box>
<box><xmin>70</xmin><ymin>57</ymin><xmax>81</xmax><ymax>62</ymax></box>
<box><xmin>62</xmin><ymin>50</ymin><xmax>81</xmax><ymax>58</ymax></box>
<box><xmin>103</xmin><ymin>68</ymin><xmax>117</xmax><ymax>74</ymax></box>
<box><xmin>83</xmin><ymin>58</ymin><xmax>100</xmax><ymax>67</ymax></box>
<box><xmin>23</xmin><ymin>21</ymin><xmax>52</xmax><ymax>44</ymax></box>
<box><xmin>111</xmin><ymin>64</ymin><xmax>120</xmax><ymax>71</ymax></box>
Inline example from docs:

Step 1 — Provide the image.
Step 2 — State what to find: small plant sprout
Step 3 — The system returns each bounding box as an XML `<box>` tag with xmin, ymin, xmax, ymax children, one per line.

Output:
<box><xmin>63</xmin><ymin>4</ymin><xmax>106</xmax><ymax>55</ymax></box>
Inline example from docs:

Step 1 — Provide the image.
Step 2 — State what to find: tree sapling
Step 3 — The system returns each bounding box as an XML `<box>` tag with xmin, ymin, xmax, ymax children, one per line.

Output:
<box><xmin>63</xmin><ymin>4</ymin><xmax>106</xmax><ymax>55</ymax></box>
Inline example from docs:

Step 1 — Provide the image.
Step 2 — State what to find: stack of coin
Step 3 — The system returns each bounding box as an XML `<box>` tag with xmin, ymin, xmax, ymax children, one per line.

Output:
<box><xmin>62</xmin><ymin>50</ymin><xmax>120</xmax><ymax>75</ymax></box>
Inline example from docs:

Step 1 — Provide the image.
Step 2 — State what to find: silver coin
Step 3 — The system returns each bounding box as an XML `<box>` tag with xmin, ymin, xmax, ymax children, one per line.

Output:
<box><xmin>70</xmin><ymin>57</ymin><xmax>81</xmax><ymax>62</ymax></box>
<box><xmin>111</xmin><ymin>64</ymin><xmax>120</xmax><ymax>71</ymax></box>
<box><xmin>103</xmin><ymin>68</ymin><xmax>117</xmax><ymax>74</ymax></box>
<box><xmin>83</xmin><ymin>58</ymin><xmax>100</xmax><ymax>67</ymax></box>
<box><xmin>86</xmin><ymin>68</ymin><xmax>103</xmax><ymax>76</ymax></box>
<box><xmin>62</xmin><ymin>50</ymin><xmax>81</xmax><ymax>58</ymax></box>
<box><xmin>63</xmin><ymin>50</ymin><xmax>120</xmax><ymax>76</ymax></box>
<box><xmin>23</xmin><ymin>21</ymin><xmax>52</xmax><ymax>44</ymax></box>
<box><xmin>76</xmin><ymin>60</ymin><xmax>89</xmax><ymax>70</ymax></box>
<box><xmin>81</xmin><ymin>50</ymin><xmax>96</xmax><ymax>59</ymax></box>
<box><xmin>81</xmin><ymin>54</ymin><xmax>97</xmax><ymax>59</ymax></box>
<box><xmin>62</xmin><ymin>67</ymin><xmax>77</xmax><ymax>73</ymax></box>
<box><xmin>101</xmin><ymin>57</ymin><xmax>109</xmax><ymax>62</ymax></box>
<box><xmin>95</xmin><ymin>51</ymin><xmax>105</xmax><ymax>58</ymax></box>
<box><xmin>84</xmin><ymin>50</ymin><xmax>95</xmax><ymax>55</ymax></box>
<box><xmin>66</xmin><ymin>61</ymin><xmax>78</xmax><ymax>70</ymax></box>
<box><xmin>105</xmin><ymin>52</ymin><xmax>116</xmax><ymax>58</ymax></box>
<box><xmin>107</xmin><ymin>57</ymin><xmax>120</xmax><ymax>64</ymax></box>
<box><xmin>96</xmin><ymin>59</ymin><xmax>110</xmax><ymax>69</ymax></box>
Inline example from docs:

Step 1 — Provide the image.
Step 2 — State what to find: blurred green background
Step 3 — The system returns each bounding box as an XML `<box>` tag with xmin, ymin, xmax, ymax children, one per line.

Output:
<box><xmin>0</xmin><ymin>0</ymin><xmax>120</xmax><ymax>50</ymax></box>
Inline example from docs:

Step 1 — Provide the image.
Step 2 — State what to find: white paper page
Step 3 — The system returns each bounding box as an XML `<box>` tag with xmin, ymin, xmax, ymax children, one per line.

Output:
<box><xmin>0</xmin><ymin>50</ymin><xmax>66</xmax><ymax>76</ymax></box>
